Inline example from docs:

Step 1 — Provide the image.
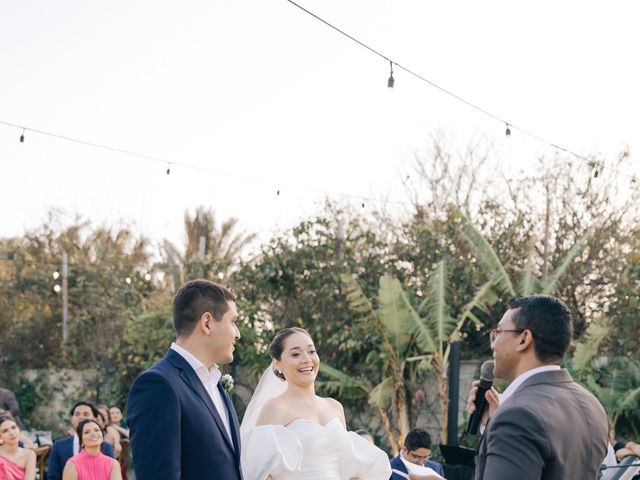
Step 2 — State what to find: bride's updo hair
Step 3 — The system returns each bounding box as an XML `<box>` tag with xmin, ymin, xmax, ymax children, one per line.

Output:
<box><xmin>270</xmin><ymin>327</ymin><xmax>312</xmax><ymax>381</ymax></box>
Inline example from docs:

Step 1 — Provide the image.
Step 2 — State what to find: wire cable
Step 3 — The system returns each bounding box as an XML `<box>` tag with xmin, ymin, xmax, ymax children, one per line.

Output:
<box><xmin>0</xmin><ymin>119</ymin><xmax>406</xmax><ymax>207</ymax></box>
<box><xmin>284</xmin><ymin>0</ymin><xmax>637</xmax><ymax>181</ymax></box>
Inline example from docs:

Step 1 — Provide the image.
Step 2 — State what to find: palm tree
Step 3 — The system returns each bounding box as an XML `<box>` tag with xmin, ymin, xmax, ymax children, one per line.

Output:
<box><xmin>323</xmin><ymin>269</ymin><xmax>492</xmax><ymax>450</ymax></box>
<box><xmin>570</xmin><ymin>318</ymin><xmax>640</xmax><ymax>433</ymax></box>
<box><xmin>457</xmin><ymin>210</ymin><xmax>592</xmax><ymax>297</ymax></box>
<box><xmin>160</xmin><ymin>207</ymin><xmax>256</xmax><ymax>290</ymax></box>
<box><xmin>322</xmin><ymin>211</ymin><xmax>592</xmax><ymax>449</ymax></box>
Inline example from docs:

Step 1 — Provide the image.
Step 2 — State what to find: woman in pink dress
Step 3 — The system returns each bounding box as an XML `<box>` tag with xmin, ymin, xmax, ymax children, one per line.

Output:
<box><xmin>62</xmin><ymin>419</ymin><xmax>122</xmax><ymax>480</ymax></box>
<box><xmin>0</xmin><ymin>415</ymin><xmax>36</xmax><ymax>480</ymax></box>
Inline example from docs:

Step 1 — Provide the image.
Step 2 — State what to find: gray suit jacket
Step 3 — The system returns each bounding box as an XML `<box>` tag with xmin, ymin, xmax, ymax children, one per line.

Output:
<box><xmin>474</xmin><ymin>369</ymin><xmax>608</xmax><ymax>480</ymax></box>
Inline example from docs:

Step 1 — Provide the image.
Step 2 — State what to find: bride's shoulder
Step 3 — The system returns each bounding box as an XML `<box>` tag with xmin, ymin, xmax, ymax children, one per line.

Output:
<box><xmin>319</xmin><ymin>396</ymin><xmax>346</xmax><ymax>423</ymax></box>
<box><xmin>255</xmin><ymin>395</ymin><xmax>290</xmax><ymax>426</ymax></box>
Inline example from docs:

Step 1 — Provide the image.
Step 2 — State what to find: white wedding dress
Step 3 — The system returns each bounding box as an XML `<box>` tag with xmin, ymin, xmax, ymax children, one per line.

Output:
<box><xmin>241</xmin><ymin>416</ymin><xmax>392</xmax><ymax>480</ymax></box>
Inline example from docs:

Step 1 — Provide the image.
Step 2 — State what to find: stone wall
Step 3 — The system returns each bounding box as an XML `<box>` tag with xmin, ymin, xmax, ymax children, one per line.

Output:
<box><xmin>22</xmin><ymin>368</ymin><xmax>97</xmax><ymax>437</ymax></box>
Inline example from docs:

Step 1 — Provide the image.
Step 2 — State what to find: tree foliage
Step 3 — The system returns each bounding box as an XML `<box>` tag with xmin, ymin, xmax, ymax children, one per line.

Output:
<box><xmin>1</xmin><ymin>136</ymin><xmax>639</xmax><ymax>441</ymax></box>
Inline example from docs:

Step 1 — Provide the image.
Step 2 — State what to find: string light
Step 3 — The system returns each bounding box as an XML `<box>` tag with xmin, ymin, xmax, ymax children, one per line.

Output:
<box><xmin>0</xmin><ymin>6</ymin><xmax>635</xmax><ymax>192</ymax></box>
<box><xmin>0</xmin><ymin>120</ymin><xmax>410</xmax><ymax>209</ymax></box>
<box><xmin>283</xmin><ymin>0</ymin><xmax>640</xmax><ymax>184</ymax></box>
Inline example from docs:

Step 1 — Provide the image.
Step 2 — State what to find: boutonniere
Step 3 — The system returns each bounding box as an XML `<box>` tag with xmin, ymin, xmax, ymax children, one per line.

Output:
<box><xmin>220</xmin><ymin>374</ymin><xmax>234</xmax><ymax>393</ymax></box>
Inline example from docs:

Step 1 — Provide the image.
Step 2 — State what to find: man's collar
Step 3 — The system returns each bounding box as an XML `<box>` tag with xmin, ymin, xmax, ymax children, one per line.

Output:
<box><xmin>501</xmin><ymin>364</ymin><xmax>561</xmax><ymax>403</ymax></box>
<box><xmin>171</xmin><ymin>343</ymin><xmax>221</xmax><ymax>380</ymax></box>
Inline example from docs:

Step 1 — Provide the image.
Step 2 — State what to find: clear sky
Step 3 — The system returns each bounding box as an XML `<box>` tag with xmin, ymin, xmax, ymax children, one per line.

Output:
<box><xmin>2</xmin><ymin>0</ymin><xmax>638</xmax><ymax>247</ymax></box>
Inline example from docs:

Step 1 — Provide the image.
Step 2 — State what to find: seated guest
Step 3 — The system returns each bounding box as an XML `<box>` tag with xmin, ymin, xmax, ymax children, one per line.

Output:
<box><xmin>390</xmin><ymin>428</ymin><xmax>444</xmax><ymax>479</ymax></box>
<box><xmin>95</xmin><ymin>407</ymin><xmax>120</xmax><ymax>458</ymax></box>
<box><xmin>47</xmin><ymin>402</ymin><xmax>114</xmax><ymax>480</ymax></box>
<box><xmin>0</xmin><ymin>415</ymin><xmax>36</xmax><ymax>480</ymax></box>
<box><xmin>0</xmin><ymin>411</ymin><xmax>32</xmax><ymax>449</ymax></box>
<box><xmin>0</xmin><ymin>388</ymin><xmax>25</xmax><ymax>430</ymax></box>
<box><xmin>106</xmin><ymin>407</ymin><xmax>128</xmax><ymax>440</ymax></box>
<box><xmin>62</xmin><ymin>419</ymin><xmax>122</xmax><ymax>480</ymax></box>
<box><xmin>355</xmin><ymin>428</ymin><xmax>375</xmax><ymax>444</ymax></box>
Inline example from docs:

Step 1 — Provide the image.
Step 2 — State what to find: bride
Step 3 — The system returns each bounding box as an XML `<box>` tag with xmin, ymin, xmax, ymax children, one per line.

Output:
<box><xmin>240</xmin><ymin>327</ymin><xmax>391</xmax><ymax>480</ymax></box>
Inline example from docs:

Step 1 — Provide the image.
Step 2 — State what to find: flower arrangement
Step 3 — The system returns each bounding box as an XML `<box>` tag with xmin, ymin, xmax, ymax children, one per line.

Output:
<box><xmin>220</xmin><ymin>374</ymin><xmax>234</xmax><ymax>393</ymax></box>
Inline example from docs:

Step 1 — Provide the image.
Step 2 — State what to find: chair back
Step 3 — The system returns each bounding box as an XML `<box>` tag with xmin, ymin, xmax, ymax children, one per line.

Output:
<box><xmin>32</xmin><ymin>445</ymin><xmax>51</xmax><ymax>480</ymax></box>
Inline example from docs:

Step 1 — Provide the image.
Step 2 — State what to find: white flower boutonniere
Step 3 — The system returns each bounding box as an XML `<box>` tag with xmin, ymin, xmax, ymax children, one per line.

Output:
<box><xmin>220</xmin><ymin>374</ymin><xmax>234</xmax><ymax>394</ymax></box>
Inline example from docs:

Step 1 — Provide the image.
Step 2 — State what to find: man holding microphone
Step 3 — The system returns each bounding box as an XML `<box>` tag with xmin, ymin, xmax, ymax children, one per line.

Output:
<box><xmin>467</xmin><ymin>295</ymin><xmax>608</xmax><ymax>479</ymax></box>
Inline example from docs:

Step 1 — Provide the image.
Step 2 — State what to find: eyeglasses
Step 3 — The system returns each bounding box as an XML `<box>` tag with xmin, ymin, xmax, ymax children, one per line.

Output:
<box><xmin>406</xmin><ymin>450</ymin><xmax>432</xmax><ymax>463</ymax></box>
<box><xmin>490</xmin><ymin>328</ymin><xmax>525</xmax><ymax>343</ymax></box>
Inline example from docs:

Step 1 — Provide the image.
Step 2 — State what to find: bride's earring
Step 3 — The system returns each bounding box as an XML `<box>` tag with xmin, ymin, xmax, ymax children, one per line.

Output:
<box><xmin>273</xmin><ymin>366</ymin><xmax>286</xmax><ymax>381</ymax></box>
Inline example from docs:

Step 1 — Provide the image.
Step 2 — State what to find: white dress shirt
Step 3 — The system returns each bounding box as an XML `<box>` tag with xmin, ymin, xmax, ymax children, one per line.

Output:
<box><xmin>170</xmin><ymin>342</ymin><xmax>232</xmax><ymax>442</ymax></box>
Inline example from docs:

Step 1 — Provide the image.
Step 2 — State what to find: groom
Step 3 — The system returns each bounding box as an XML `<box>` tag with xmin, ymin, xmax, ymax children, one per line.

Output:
<box><xmin>127</xmin><ymin>280</ymin><xmax>243</xmax><ymax>479</ymax></box>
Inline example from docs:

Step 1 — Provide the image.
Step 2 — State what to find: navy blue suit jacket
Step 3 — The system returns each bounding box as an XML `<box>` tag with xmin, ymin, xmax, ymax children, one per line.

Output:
<box><xmin>127</xmin><ymin>349</ymin><xmax>242</xmax><ymax>480</ymax></box>
<box><xmin>46</xmin><ymin>435</ymin><xmax>114</xmax><ymax>480</ymax></box>
<box><xmin>390</xmin><ymin>453</ymin><xmax>444</xmax><ymax>478</ymax></box>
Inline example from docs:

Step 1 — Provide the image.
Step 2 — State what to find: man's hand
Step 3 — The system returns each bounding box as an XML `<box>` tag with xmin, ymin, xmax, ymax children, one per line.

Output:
<box><xmin>617</xmin><ymin>441</ymin><xmax>640</xmax><ymax>461</ymax></box>
<box><xmin>467</xmin><ymin>379</ymin><xmax>500</xmax><ymax>428</ymax></box>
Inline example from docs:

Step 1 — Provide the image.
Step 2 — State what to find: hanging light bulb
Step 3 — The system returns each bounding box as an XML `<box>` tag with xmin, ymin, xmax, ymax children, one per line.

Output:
<box><xmin>387</xmin><ymin>61</ymin><xmax>394</xmax><ymax>88</ymax></box>
<box><xmin>505</xmin><ymin>123</ymin><xmax>511</xmax><ymax>136</ymax></box>
<box><xmin>19</xmin><ymin>128</ymin><xmax>25</xmax><ymax>143</ymax></box>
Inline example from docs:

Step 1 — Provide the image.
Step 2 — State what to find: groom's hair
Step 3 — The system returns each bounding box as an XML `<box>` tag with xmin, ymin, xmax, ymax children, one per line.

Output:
<box><xmin>173</xmin><ymin>279</ymin><xmax>236</xmax><ymax>337</ymax></box>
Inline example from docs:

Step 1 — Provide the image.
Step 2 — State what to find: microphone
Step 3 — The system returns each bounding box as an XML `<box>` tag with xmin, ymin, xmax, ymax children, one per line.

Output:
<box><xmin>466</xmin><ymin>360</ymin><xmax>494</xmax><ymax>435</ymax></box>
